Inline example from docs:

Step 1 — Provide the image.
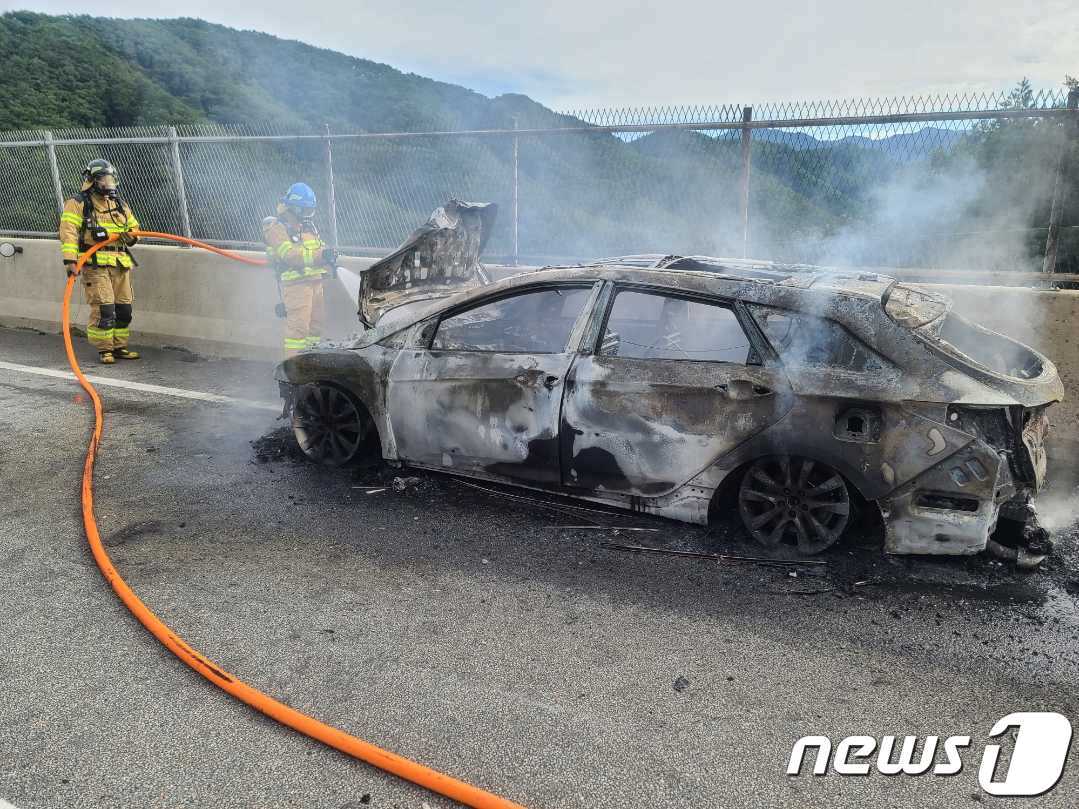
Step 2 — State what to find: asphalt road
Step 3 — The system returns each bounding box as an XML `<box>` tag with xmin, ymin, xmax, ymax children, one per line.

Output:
<box><xmin>3</xmin><ymin>324</ymin><xmax>1079</xmax><ymax>809</ymax></box>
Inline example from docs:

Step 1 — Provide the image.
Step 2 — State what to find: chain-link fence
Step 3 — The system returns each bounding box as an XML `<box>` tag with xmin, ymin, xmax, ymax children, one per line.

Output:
<box><xmin>1</xmin><ymin>87</ymin><xmax>1077</xmax><ymax>272</ymax></box>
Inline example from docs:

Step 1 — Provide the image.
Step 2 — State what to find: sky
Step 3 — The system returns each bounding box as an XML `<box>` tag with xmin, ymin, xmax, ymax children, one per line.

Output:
<box><xmin>8</xmin><ymin>1</ymin><xmax>1078</xmax><ymax>111</ymax></box>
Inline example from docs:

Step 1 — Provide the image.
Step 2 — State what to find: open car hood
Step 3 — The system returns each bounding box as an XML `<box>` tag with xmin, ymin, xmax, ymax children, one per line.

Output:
<box><xmin>358</xmin><ymin>200</ymin><xmax>497</xmax><ymax>327</ymax></box>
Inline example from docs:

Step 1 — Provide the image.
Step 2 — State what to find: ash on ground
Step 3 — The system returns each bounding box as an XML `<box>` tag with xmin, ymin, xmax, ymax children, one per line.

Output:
<box><xmin>251</xmin><ymin>426</ymin><xmax>307</xmax><ymax>464</ymax></box>
<box><xmin>249</xmin><ymin>425</ymin><xmax>1079</xmax><ymax>601</ymax></box>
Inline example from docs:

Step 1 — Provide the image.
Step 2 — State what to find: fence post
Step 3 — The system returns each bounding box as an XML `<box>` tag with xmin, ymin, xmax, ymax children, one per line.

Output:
<box><xmin>323</xmin><ymin>124</ymin><xmax>340</xmax><ymax>249</ymax></box>
<box><xmin>167</xmin><ymin>127</ymin><xmax>193</xmax><ymax>239</ymax></box>
<box><xmin>512</xmin><ymin>116</ymin><xmax>520</xmax><ymax>266</ymax></box>
<box><xmin>1042</xmin><ymin>89</ymin><xmax>1079</xmax><ymax>274</ymax></box>
<box><xmin>44</xmin><ymin>131</ymin><xmax>64</xmax><ymax>215</ymax></box>
<box><xmin>739</xmin><ymin>106</ymin><xmax>753</xmax><ymax>258</ymax></box>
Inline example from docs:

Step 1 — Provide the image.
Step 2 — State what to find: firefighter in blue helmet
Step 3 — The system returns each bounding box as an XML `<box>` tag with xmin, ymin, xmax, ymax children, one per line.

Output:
<box><xmin>261</xmin><ymin>183</ymin><xmax>337</xmax><ymax>356</ymax></box>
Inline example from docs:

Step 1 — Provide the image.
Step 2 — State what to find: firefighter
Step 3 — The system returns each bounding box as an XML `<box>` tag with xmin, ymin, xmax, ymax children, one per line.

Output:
<box><xmin>261</xmin><ymin>182</ymin><xmax>337</xmax><ymax>357</ymax></box>
<box><xmin>59</xmin><ymin>159</ymin><xmax>141</xmax><ymax>364</ymax></box>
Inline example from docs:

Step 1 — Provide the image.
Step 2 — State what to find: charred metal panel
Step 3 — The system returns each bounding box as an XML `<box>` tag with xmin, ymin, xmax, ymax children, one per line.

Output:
<box><xmin>276</xmin><ymin>347</ymin><xmax>399</xmax><ymax>459</ymax></box>
<box><xmin>834</xmin><ymin>406</ymin><xmax>882</xmax><ymax>443</ymax></box>
<box><xmin>878</xmin><ymin>441</ymin><xmax>1004</xmax><ymax>555</ymax></box>
<box><xmin>386</xmin><ymin>348</ymin><xmax>572</xmax><ymax>484</ymax></box>
<box><xmin>359</xmin><ymin>200</ymin><xmax>497</xmax><ymax>327</ymax></box>
<box><xmin>682</xmin><ymin>398</ymin><xmax>977</xmax><ymax>504</ymax></box>
<box><xmin>561</xmin><ymin>355</ymin><xmax>794</xmax><ymax>495</ymax></box>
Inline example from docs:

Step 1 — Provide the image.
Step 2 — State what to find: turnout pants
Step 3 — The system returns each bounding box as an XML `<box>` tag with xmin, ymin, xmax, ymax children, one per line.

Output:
<box><xmin>282</xmin><ymin>278</ymin><xmax>325</xmax><ymax>357</ymax></box>
<box><xmin>83</xmin><ymin>265</ymin><xmax>134</xmax><ymax>353</ymax></box>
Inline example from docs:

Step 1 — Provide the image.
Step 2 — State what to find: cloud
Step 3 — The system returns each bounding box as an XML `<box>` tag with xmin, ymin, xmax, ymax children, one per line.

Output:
<box><xmin>11</xmin><ymin>0</ymin><xmax>1077</xmax><ymax>109</ymax></box>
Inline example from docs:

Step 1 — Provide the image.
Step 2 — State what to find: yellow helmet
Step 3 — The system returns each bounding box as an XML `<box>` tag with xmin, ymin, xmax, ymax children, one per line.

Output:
<box><xmin>82</xmin><ymin>159</ymin><xmax>119</xmax><ymax>197</ymax></box>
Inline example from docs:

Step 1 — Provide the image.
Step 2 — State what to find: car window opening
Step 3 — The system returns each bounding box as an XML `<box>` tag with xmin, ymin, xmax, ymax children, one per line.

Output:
<box><xmin>599</xmin><ymin>289</ymin><xmax>752</xmax><ymax>364</ymax></box>
<box><xmin>748</xmin><ymin>303</ymin><xmax>887</xmax><ymax>374</ymax></box>
<box><xmin>432</xmin><ymin>287</ymin><xmax>591</xmax><ymax>353</ymax></box>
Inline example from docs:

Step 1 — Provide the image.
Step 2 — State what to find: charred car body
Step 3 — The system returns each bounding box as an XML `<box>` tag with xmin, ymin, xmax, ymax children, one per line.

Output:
<box><xmin>275</xmin><ymin>206</ymin><xmax>1062</xmax><ymax>561</ymax></box>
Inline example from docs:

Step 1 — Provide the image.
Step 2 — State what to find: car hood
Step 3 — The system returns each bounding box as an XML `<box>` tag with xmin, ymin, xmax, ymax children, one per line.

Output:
<box><xmin>358</xmin><ymin>200</ymin><xmax>497</xmax><ymax>327</ymax></box>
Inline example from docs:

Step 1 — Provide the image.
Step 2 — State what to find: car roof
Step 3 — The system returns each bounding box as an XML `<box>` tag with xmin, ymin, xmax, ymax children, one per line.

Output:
<box><xmin>358</xmin><ymin>259</ymin><xmax>900</xmax><ymax>346</ymax></box>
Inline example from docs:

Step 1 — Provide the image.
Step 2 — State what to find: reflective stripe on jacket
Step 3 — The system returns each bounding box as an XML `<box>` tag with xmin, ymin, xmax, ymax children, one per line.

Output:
<box><xmin>58</xmin><ymin>193</ymin><xmax>139</xmax><ymax>267</ymax></box>
<box><xmin>261</xmin><ymin>212</ymin><xmax>327</xmax><ymax>284</ymax></box>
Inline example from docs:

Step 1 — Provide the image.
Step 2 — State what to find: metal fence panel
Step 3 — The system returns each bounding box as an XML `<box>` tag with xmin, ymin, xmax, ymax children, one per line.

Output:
<box><xmin>177</xmin><ymin>124</ymin><xmax>330</xmax><ymax>244</ymax></box>
<box><xmin>0</xmin><ymin>129</ymin><xmax>60</xmax><ymax>233</ymax></box>
<box><xmin>0</xmin><ymin>87</ymin><xmax>1074</xmax><ymax>274</ymax></box>
<box><xmin>331</xmin><ymin>134</ymin><xmax>515</xmax><ymax>253</ymax></box>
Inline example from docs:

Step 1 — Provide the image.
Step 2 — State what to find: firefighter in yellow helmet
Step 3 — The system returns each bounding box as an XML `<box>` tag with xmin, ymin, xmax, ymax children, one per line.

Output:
<box><xmin>261</xmin><ymin>182</ymin><xmax>337</xmax><ymax>357</ymax></box>
<box><xmin>59</xmin><ymin>159</ymin><xmax>141</xmax><ymax>364</ymax></box>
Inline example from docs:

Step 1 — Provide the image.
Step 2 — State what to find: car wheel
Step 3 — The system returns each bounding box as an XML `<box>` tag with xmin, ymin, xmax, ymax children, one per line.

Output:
<box><xmin>738</xmin><ymin>455</ymin><xmax>851</xmax><ymax>554</ymax></box>
<box><xmin>291</xmin><ymin>383</ymin><xmax>369</xmax><ymax>466</ymax></box>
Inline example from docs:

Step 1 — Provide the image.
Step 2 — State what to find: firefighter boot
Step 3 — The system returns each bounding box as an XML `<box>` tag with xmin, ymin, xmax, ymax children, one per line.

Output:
<box><xmin>114</xmin><ymin>347</ymin><xmax>140</xmax><ymax>360</ymax></box>
<box><xmin>99</xmin><ymin>351</ymin><xmax>116</xmax><ymax>365</ymax></box>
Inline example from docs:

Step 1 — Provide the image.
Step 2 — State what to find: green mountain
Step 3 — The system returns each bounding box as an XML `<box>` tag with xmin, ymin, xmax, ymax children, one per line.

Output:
<box><xmin>0</xmin><ymin>11</ymin><xmax>1072</xmax><ymax>270</ymax></box>
<box><xmin>0</xmin><ymin>11</ymin><xmax>565</xmax><ymax>132</ymax></box>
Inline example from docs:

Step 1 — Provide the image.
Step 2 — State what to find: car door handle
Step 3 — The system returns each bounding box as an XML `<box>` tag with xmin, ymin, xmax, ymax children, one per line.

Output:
<box><xmin>543</xmin><ymin>375</ymin><xmax>560</xmax><ymax>389</ymax></box>
<box><xmin>717</xmin><ymin>379</ymin><xmax>774</xmax><ymax>399</ymax></box>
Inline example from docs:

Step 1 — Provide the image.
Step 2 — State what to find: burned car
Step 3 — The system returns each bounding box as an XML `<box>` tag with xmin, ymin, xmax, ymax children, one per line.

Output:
<box><xmin>275</xmin><ymin>253</ymin><xmax>1062</xmax><ymax>562</ymax></box>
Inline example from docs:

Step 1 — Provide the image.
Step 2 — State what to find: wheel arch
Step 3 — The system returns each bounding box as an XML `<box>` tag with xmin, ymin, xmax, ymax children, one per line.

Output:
<box><xmin>291</xmin><ymin>379</ymin><xmax>385</xmax><ymax>465</ymax></box>
<box><xmin>707</xmin><ymin>448</ymin><xmax>881</xmax><ymax>528</ymax></box>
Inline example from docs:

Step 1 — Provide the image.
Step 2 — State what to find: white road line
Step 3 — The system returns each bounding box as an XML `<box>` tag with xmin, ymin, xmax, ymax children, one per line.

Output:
<box><xmin>0</xmin><ymin>799</ymin><xmax>21</xmax><ymax>809</ymax></box>
<box><xmin>0</xmin><ymin>360</ymin><xmax>280</xmax><ymax>412</ymax></box>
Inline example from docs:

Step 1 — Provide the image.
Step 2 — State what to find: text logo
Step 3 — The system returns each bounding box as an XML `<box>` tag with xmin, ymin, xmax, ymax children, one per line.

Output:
<box><xmin>788</xmin><ymin>712</ymin><xmax>1072</xmax><ymax>797</ymax></box>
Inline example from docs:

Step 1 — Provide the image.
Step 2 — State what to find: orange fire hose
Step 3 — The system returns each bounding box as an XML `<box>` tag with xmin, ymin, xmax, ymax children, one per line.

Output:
<box><xmin>62</xmin><ymin>231</ymin><xmax>525</xmax><ymax>809</ymax></box>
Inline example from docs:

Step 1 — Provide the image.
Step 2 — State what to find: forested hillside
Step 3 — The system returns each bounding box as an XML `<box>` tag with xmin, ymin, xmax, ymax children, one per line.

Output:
<box><xmin>0</xmin><ymin>11</ymin><xmax>562</xmax><ymax>132</ymax></box>
<box><xmin>0</xmin><ymin>11</ymin><xmax>1073</xmax><ymax>270</ymax></box>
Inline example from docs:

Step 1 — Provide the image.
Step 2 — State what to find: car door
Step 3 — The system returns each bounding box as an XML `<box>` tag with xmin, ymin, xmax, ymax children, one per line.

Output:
<box><xmin>387</xmin><ymin>282</ymin><xmax>600</xmax><ymax>484</ymax></box>
<box><xmin>561</xmin><ymin>285</ymin><xmax>795</xmax><ymax>495</ymax></box>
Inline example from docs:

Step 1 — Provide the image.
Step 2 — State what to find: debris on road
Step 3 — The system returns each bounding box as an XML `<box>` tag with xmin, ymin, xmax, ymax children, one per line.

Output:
<box><xmin>453</xmin><ymin>479</ymin><xmax>629</xmax><ymax>526</ymax></box>
<box><xmin>393</xmin><ymin>476</ymin><xmax>423</xmax><ymax>492</ymax></box>
<box><xmin>555</xmin><ymin>525</ymin><xmax>660</xmax><ymax>532</ymax></box>
<box><xmin>600</xmin><ymin>541</ymin><xmax>828</xmax><ymax>567</ymax></box>
<box><xmin>770</xmin><ymin>585</ymin><xmax>837</xmax><ymax>596</ymax></box>
<box><xmin>251</xmin><ymin>426</ymin><xmax>306</xmax><ymax>464</ymax></box>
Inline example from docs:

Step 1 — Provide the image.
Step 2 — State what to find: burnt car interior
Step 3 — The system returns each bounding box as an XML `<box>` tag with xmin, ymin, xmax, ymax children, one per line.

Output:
<box><xmin>599</xmin><ymin>290</ymin><xmax>753</xmax><ymax>363</ymax></box>
<box><xmin>432</xmin><ymin>287</ymin><xmax>593</xmax><ymax>354</ymax></box>
<box><xmin>936</xmin><ymin>314</ymin><xmax>1045</xmax><ymax>379</ymax></box>
<box><xmin>749</xmin><ymin>304</ymin><xmax>888</xmax><ymax>374</ymax></box>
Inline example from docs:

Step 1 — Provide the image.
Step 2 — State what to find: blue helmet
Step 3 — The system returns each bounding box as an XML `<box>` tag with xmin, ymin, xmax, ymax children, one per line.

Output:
<box><xmin>282</xmin><ymin>182</ymin><xmax>317</xmax><ymax>209</ymax></box>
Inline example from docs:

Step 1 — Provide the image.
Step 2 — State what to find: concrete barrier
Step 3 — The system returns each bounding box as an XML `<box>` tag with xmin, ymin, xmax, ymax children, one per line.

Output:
<box><xmin>0</xmin><ymin>236</ymin><xmax>373</xmax><ymax>360</ymax></box>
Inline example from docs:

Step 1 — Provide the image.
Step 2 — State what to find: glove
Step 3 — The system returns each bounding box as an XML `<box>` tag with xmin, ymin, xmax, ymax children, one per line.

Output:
<box><xmin>320</xmin><ymin>247</ymin><xmax>339</xmax><ymax>266</ymax></box>
<box><xmin>64</xmin><ymin>260</ymin><xmax>77</xmax><ymax>278</ymax></box>
<box><xmin>90</xmin><ymin>225</ymin><xmax>109</xmax><ymax>243</ymax></box>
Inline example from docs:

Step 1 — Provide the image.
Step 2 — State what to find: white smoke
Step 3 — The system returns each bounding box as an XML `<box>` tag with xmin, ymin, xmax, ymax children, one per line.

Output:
<box><xmin>335</xmin><ymin>265</ymin><xmax>363</xmax><ymax>302</ymax></box>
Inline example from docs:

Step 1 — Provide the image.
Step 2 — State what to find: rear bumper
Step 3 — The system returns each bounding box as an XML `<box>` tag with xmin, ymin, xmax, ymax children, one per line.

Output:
<box><xmin>881</xmin><ymin>491</ymin><xmax>1001</xmax><ymax>555</ymax></box>
<box><xmin>879</xmin><ymin>441</ymin><xmax>1006</xmax><ymax>555</ymax></box>
<box><xmin>878</xmin><ymin>421</ymin><xmax>1050</xmax><ymax>557</ymax></box>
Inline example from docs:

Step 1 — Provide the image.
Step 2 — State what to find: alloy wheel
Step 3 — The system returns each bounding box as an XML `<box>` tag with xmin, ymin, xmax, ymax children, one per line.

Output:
<box><xmin>291</xmin><ymin>384</ymin><xmax>367</xmax><ymax>466</ymax></box>
<box><xmin>737</xmin><ymin>455</ymin><xmax>851</xmax><ymax>554</ymax></box>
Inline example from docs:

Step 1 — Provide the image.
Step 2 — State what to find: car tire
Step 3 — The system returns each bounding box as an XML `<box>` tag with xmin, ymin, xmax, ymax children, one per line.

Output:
<box><xmin>737</xmin><ymin>455</ymin><xmax>851</xmax><ymax>554</ymax></box>
<box><xmin>290</xmin><ymin>383</ymin><xmax>372</xmax><ymax>467</ymax></box>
